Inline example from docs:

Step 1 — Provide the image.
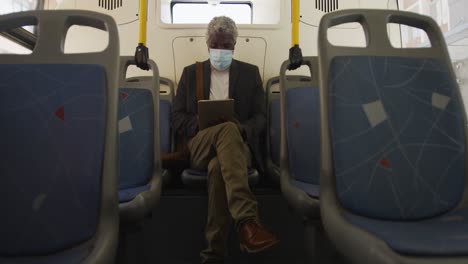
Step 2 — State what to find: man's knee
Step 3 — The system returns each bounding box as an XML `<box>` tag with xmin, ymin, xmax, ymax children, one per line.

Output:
<box><xmin>218</xmin><ymin>121</ymin><xmax>242</xmax><ymax>140</ymax></box>
<box><xmin>208</xmin><ymin>157</ymin><xmax>221</xmax><ymax>175</ymax></box>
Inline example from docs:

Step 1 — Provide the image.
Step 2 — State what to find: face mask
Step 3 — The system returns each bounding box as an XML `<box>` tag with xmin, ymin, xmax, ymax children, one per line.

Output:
<box><xmin>209</xmin><ymin>48</ymin><xmax>233</xmax><ymax>71</ymax></box>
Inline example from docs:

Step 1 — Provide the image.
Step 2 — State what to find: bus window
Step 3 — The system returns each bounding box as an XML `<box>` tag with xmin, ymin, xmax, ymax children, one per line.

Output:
<box><xmin>0</xmin><ymin>0</ymin><xmax>42</xmax><ymax>33</ymax></box>
<box><xmin>399</xmin><ymin>0</ymin><xmax>468</xmax><ymax>109</ymax></box>
<box><xmin>0</xmin><ymin>36</ymin><xmax>32</xmax><ymax>54</ymax></box>
<box><xmin>388</xmin><ymin>23</ymin><xmax>430</xmax><ymax>48</ymax></box>
<box><xmin>172</xmin><ymin>2</ymin><xmax>252</xmax><ymax>24</ymax></box>
<box><xmin>398</xmin><ymin>0</ymin><xmax>468</xmax><ymax>61</ymax></box>
<box><xmin>160</xmin><ymin>0</ymin><xmax>281</xmax><ymax>25</ymax></box>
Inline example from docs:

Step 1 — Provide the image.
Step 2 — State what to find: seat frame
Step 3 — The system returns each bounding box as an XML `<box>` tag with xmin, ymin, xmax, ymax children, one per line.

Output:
<box><xmin>318</xmin><ymin>9</ymin><xmax>468</xmax><ymax>264</ymax></box>
<box><xmin>0</xmin><ymin>10</ymin><xmax>120</xmax><ymax>263</ymax></box>
<box><xmin>280</xmin><ymin>57</ymin><xmax>321</xmax><ymax>219</ymax></box>
<box><xmin>118</xmin><ymin>56</ymin><xmax>162</xmax><ymax>222</ymax></box>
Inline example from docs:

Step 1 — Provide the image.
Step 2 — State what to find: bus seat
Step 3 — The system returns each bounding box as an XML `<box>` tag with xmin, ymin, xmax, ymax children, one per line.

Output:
<box><xmin>266</xmin><ymin>75</ymin><xmax>313</xmax><ymax>185</ymax></box>
<box><xmin>318</xmin><ymin>9</ymin><xmax>468</xmax><ymax>263</ymax></box>
<box><xmin>126</xmin><ymin>76</ymin><xmax>174</xmax><ymax>185</ymax></box>
<box><xmin>118</xmin><ymin>57</ymin><xmax>162</xmax><ymax>222</ymax></box>
<box><xmin>0</xmin><ymin>11</ymin><xmax>119</xmax><ymax>263</ymax></box>
<box><xmin>280</xmin><ymin>57</ymin><xmax>321</xmax><ymax>219</ymax></box>
<box><xmin>265</xmin><ymin>77</ymin><xmax>281</xmax><ymax>184</ymax></box>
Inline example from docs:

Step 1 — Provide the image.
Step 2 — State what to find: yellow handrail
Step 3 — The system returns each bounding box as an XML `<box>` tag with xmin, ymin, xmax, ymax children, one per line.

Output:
<box><xmin>138</xmin><ymin>0</ymin><xmax>147</xmax><ymax>45</ymax></box>
<box><xmin>291</xmin><ymin>0</ymin><xmax>300</xmax><ymax>46</ymax></box>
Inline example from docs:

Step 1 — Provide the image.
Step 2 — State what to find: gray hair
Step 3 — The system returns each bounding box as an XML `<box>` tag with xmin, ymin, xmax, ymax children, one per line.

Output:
<box><xmin>206</xmin><ymin>16</ymin><xmax>238</xmax><ymax>43</ymax></box>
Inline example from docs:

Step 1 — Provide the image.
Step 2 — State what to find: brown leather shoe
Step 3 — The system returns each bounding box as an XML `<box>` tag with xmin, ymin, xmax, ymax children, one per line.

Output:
<box><xmin>238</xmin><ymin>220</ymin><xmax>279</xmax><ymax>253</ymax></box>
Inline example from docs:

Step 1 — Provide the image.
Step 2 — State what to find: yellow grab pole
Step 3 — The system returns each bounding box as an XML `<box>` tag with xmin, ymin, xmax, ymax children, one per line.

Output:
<box><xmin>288</xmin><ymin>0</ymin><xmax>302</xmax><ymax>70</ymax></box>
<box><xmin>291</xmin><ymin>0</ymin><xmax>300</xmax><ymax>46</ymax></box>
<box><xmin>138</xmin><ymin>0</ymin><xmax>147</xmax><ymax>45</ymax></box>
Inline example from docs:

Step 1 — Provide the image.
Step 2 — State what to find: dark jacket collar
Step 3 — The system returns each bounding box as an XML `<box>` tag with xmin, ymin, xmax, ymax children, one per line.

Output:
<box><xmin>202</xmin><ymin>59</ymin><xmax>239</xmax><ymax>100</ymax></box>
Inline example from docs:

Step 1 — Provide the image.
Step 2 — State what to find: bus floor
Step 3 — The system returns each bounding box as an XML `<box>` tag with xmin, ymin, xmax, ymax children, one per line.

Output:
<box><xmin>117</xmin><ymin>186</ymin><xmax>349</xmax><ymax>264</ymax></box>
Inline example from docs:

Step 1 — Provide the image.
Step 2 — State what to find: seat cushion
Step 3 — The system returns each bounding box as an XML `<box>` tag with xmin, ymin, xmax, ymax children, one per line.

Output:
<box><xmin>118</xmin><ymin>184</ymin><xmax>151</xmax><ymax>203</ymax></box>
<box><xmin>269</xmin><ymin>98</ymin><xmax>280</xmax><ymax>167</ymax></box>
<box><xmin>181</xmin><ymin>169</ymin><xmax>259</xmax><ymax>186</ymax></box>
<box><xmin>159</xmin><ymin>99</ymin><xmax>171</xmax><ymax>153</ymax></box>
<box><xmin>118</xmin><ymin>88</ymin><xmax>154</xmax><ymax>190</ymax></box>
<box><xmin>0</xmin><ymin>64</ymin><xmax>105</xmax><ymax>256</ymax></box>
<box><xmin>329</xmin><ymin>56</ymin><xmax>465</xmax><ymax>220</ymax></box>
<box><xmin>286</xmin><ymin>87</ymin><xmax>320</xmax><ymax>185</ymax></box>
<box><xmin>345</xmin><ymin>207</ymin><xmax>468</xmax><ymax>256</ymax></box>
<box><xmin>0</xmin><ymin>242</ymin><xmax>92</xmax><ymax>264</ymax></box>
<box><xmin>291</xmin><ymin>180</ymin><xmax>319</xmax><ymax>198</ymax></box>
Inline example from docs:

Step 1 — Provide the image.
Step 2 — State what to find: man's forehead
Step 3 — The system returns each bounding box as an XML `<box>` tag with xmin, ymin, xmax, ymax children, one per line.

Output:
<box><xmin>209</xmin><ymin>32</ymin><xmax>235</xmax><ymax>41</ymax></box>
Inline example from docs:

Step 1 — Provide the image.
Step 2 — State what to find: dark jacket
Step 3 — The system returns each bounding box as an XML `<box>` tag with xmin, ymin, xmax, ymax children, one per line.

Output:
<box><xmin>172</xmin><ymin>59</ymin><xmax>266</xmax><ymax>172</ymax></box>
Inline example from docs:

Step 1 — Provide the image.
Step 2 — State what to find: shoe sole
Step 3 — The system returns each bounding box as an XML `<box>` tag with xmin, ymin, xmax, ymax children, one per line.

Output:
<box><xmin>239</xmin><ymin>239</ymin><xmax>280</xmax><ymax>254</ymax></box>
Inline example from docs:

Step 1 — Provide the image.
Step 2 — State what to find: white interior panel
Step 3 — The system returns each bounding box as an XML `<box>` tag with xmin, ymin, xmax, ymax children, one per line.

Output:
<box><xmin>47</xmin><ymin>0</ymin><xmax>397</xmax><ymax>85</ymax></box>
<box><xmin>300</xmin><ymin>0</ymin><xmax>360</xmax><ymax>28</ymax></box>
<box><xmin>61</xmin><ymin>0</ymin><xmax>139</xmax><ymax>25</ymax></box>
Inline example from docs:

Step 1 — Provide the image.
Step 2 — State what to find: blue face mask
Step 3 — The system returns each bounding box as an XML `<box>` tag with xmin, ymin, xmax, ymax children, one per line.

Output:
<box><xmin>209</xmin><ymin>48</ymin><xmax>233</xmax><ymax>71</ymax></box>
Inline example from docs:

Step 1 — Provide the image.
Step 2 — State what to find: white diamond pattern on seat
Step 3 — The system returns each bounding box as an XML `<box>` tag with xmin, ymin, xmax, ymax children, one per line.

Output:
<box><xmin>119</xmin><ymin>116</ymin><xmax>133</xmax><ymax>134</ymax></box>
<box><xmin>432</xmin><ymin>92</ymin><xmax>451</xmax><ymax>110</ymax></box>
<box><xmin>362</xmin><ymin>100</ymin><xmax>388</xmax><ymax>128</ymax></box>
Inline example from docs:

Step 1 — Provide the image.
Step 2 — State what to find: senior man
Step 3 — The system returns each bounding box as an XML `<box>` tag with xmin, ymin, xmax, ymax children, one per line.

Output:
<box><xmin>172</xmin><ymin>16</ymin><xmax>279</xmax><ymax>264</ymax></box>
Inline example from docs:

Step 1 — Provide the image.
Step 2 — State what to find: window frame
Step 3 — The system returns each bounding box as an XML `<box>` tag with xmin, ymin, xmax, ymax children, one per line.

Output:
<box><xmin>169</xmin><ymin>1</ymin><xmax>253</xmax><ymax>24</ymax></box>
<box><xmin>0</xmin><ymin>0</ymin><xmax>43</xmax><ymax>51</ymax></box>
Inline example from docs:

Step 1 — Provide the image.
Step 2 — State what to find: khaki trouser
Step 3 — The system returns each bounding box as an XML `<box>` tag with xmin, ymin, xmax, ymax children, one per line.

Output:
<box><xmin>188</xmin><ymin>122</ymin><xmax>258</xmax><ymax>263</ymax></box>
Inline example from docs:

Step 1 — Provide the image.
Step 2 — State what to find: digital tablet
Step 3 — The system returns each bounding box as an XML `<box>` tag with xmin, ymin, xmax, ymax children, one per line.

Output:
<box><xmin>198</xmin><ymin>99</ymin><xmax>234</xmax><ymax>130</ymax></box>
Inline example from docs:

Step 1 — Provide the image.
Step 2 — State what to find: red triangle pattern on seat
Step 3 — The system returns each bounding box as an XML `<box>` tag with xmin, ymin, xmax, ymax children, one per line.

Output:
<box><xmin>55</xmin><ymin>106</ymin><xmax>64</xmax><ymax>121</ymax></box>
<box><xmin>379</xmin><ymin>157</ymin><xmax>391</xmax><ymax>169</ymax></box>
<box><xmin>121</xmin><ymin>92</ymin><xmax>129</xmax><ymax>100</ymax></box>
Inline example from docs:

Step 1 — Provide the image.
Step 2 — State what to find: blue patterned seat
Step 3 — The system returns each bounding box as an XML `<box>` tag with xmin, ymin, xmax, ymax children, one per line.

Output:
<box><xmin>319</xmin><ymin>9</ymin><xmax>468</xmax><ymax>263</ymax></box>
<box><xmin>265</xmin><ymin>77</ymin><xmax>281</xmax><ymax>184</ymax></box>
<box><xmin>117</xmin><ymin>57</ymin><xmax>162</xmax><ymax>222</ymax></box>
<box><xmin>126</xmin><ymin>76</ymin><xmax>174</xmax><ymax>185</ymax></box>
<box><xmin>330</xmin><ymin>56</ymin><xmax>464</xmax><ymax>221</ymax></box>
<box><xmin>0</xmin><ymin>11</ymin><xmax>119</xmax><ymax>263</ymax></box>
<box><xmin>279</xmin><ymin>57</ymin><xmax>321</xmax><ymax>220</ymax></box>
<box><xmin>284</xmin><ymin>86</ymin><xmax>320</xmax><ymax>198</ymax></box>
<box><xmin>118</xmin><ymin>88</ymin><xmax>155</xmax><ymax>198</ymax></box>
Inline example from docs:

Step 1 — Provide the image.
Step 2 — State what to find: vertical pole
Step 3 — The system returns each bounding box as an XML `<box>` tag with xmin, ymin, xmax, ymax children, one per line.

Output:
<box><xmin>138</xmin><ymin>0</ymin><xmax>147</xmax><ymax>45</ymax></box>
<box><xmin>291</xmin><ymin>0</ymin><xmax>300</xmax><ymax>46</ymax></box>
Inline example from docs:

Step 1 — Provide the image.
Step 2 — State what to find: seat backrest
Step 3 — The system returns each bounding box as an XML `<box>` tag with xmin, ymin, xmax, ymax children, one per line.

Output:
<box><xmin>0</xmin><ymin>11</ymin><xmax>119</xmax><ymax>261</ymax></box>
<box><xmin>118</xmin><ymin>57</ymin><xmax>160</xmax><ymax>190</ymax></box>
<box><xmin>266</xmin><ymin>77</ymin><xmax>281</xmax><ymax>168</ymax></box>
<box><xmin>158</xmin><ymin>77</ymin><xmax>174</xmax><ymax>154</ymax></box>
<box><xmin>319</xmin><ymin>10</ymin><xmax>467</xmax><ymax>220</ymax></box>
<box><xmin>280</xmin><ymin>57</ymin><xmax>321</xmax><ymax>185</ymax></box>
<box><xmin>126</xmin><ymin>76</ymin><xmax>174</xmax><ymax>154</ymax></box>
